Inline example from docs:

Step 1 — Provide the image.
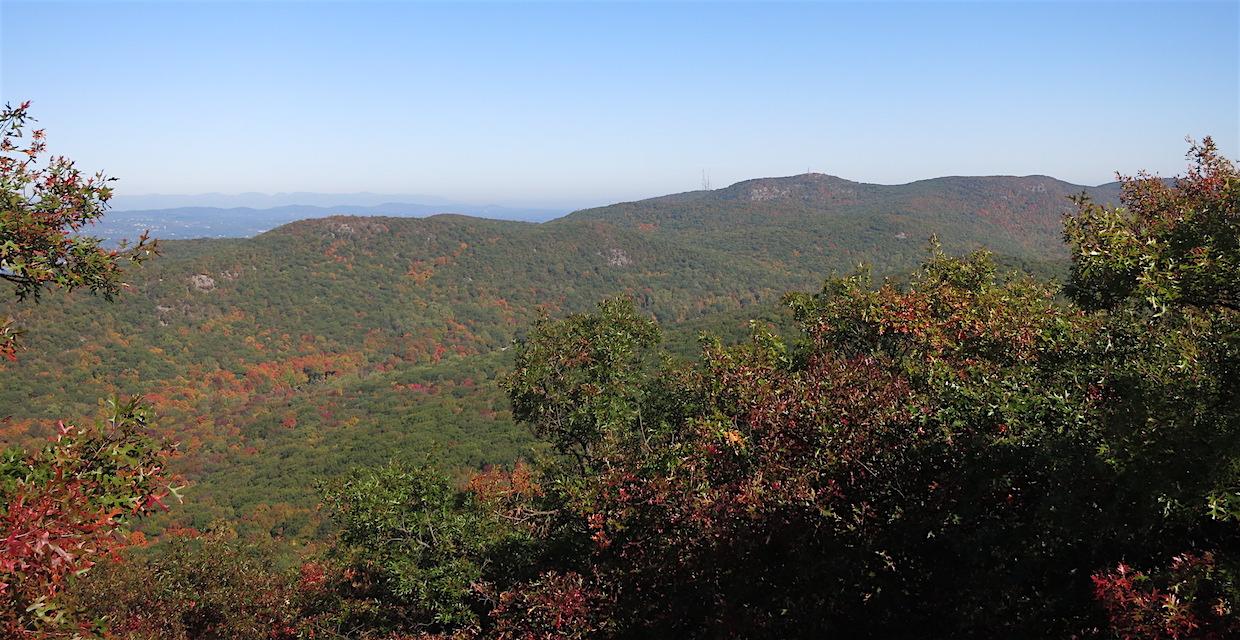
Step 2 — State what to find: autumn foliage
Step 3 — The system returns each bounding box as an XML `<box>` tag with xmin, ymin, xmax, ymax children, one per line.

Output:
<box><xmin>1092</xmin><ymin>553</ymin><xmax>1238</xmax><ymax>639</ymax></box>
<box><xmin>439</xmin><ymin>139</ymin><xmax>1236</xmax><ymax>637</ymax></box>
<box><xmin>1</xmin><ymin>97</ymin><xmax>1236</xmax><ymax>637</ymax></box>
<box><xmin>0</xmin><ymin>397</ymin><xmax>177</xmax><ymax>636</ymax></box>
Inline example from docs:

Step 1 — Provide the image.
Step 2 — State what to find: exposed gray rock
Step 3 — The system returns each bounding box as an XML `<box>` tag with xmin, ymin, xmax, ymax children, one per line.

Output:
<box><xmin>190</xmin><ymin>274</ymin><xmax>216</xmax><ymax>291</ymax></box>
<box><xmin>600</xmin><ymin>248</ymin><xmax>633</xmax><ymax>267</ymax></box>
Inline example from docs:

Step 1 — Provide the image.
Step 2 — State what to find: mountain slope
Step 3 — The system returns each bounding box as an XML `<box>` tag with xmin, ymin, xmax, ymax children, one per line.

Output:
<box><xmin>1</xmin><ymin>173</ymin><xmax>1112</xmax><ymax>538</ymax></box>
<box><xmin>565</xmin><ymin>173</ymin><xmax>1120</xmax><ymax>269</ymax></box>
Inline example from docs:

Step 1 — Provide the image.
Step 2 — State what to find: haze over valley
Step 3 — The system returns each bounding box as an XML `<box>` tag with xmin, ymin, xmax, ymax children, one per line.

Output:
<box><xmin>92</xmin><ymin>173</ymin><xmax>1125</xmax><ymax>242</ymax></box>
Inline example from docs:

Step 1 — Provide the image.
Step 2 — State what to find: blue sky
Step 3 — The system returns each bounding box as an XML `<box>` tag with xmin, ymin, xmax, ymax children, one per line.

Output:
<box><xmin>2</xmin><ymin>1</ymin><xmax>1237</xmax><ymax>208</ymax></box>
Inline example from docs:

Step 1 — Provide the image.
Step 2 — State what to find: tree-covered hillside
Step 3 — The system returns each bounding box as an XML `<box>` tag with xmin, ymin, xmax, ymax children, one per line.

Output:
<box><xmin>566</xmin><ymin>173</ymin><xmax>1121</xmax><ymax>267</ymax></box>
<box><xmin>2</xmin><ymin>172</ymin><xmax>1104</xmax><ymax>539</ymax></box>
<box><xmin>3</xmin><ymin>96</ymin><xmax>1236</xmax><ymax>637</ymax></box>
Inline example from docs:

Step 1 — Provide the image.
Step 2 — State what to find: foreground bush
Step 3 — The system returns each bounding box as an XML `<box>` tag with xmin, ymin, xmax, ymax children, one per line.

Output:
<box><xmin>65</xmin><ymin>535</ymin><xmax>303</xmax><ymax>640</ymax></box>
<box><xmin>1</xmin><ymin>398</ymin><xmax>177</xmax><ymax>636</ymax></box>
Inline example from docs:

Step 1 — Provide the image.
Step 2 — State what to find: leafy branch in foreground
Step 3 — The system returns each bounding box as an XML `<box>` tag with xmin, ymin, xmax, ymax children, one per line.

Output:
<box><xmin>1</xmin><ymin>397</ymin><xmax>179</xmax><ymax>636</ymax></box>
<box><xmin>0</xmin><ymin>101</ymin><xmax>155</xmax><ymax>360</ymax></box>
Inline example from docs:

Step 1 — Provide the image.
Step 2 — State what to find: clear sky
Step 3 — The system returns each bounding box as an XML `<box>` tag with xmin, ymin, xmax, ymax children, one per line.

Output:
<box><xmin>2</xmin><ymin>1</ymin><xmax>1237</xmax><ymax>208</ymax></box>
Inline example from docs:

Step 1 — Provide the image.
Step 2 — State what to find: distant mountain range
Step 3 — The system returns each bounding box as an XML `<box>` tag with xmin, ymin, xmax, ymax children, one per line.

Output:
<box><xmin>93</xmin><ymin>174</ymin><xmax>1121</xmax><ymax>243</ymax></box>
<box><xmin>92</xmin><ymin>201</ymin><xmax>567</xmax><ymax>242</ymax></box>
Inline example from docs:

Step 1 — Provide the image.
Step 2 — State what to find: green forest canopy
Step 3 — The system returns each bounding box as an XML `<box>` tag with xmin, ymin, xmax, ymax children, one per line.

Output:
<box><xmin>1</xmin><ymin>99</ymin><xmax>1235</xmax><ymax>637</ymax></box>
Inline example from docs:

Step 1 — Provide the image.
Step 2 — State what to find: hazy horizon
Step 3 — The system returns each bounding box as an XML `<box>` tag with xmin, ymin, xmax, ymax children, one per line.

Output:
<box><xmin>104</xmin><ymin>168</ymin><xmax>1131</xmax><ymax>214</ymax></box>
<box><xmin>2</xmin><ymin>1</ymin><xmax>1237</xmax><ymax>203</ymax></box>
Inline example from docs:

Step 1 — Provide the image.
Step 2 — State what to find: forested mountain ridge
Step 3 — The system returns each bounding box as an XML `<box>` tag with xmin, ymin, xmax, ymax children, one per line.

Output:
<box><xmin>566</xmin><ymin>173</ymin><xmax>1122</xmax><ymax>264</ymax></box>
<box><xmin>2</xmin><ymin>173</ymin><xmax>1108</xmax><ymax>537</ymax></box>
